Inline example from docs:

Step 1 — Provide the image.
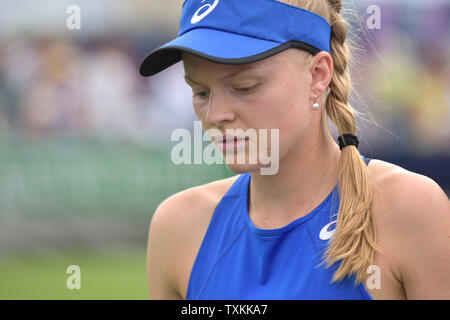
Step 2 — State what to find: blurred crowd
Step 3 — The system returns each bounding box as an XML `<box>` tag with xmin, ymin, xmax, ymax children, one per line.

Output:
<box><xmin>355</xmin><ymin>1</ymin><xmax>450</xmax><ymax>155</ymax></box>
<box><xmin>0</xmin><ymin>0</ymin><xmax>448</xmax><ymax>155</ymax></box>
<box><xmin>0</xmin><ymin>37</ymin><xmax>196</xmax><ymax>145</ymax></box>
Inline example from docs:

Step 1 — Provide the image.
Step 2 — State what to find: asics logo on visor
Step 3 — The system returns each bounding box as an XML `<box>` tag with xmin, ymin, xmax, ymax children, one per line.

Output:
<box><xmin>191</xmin><ymin>0</ymin><xmax>220</xmax><ymax>24</ymax></box>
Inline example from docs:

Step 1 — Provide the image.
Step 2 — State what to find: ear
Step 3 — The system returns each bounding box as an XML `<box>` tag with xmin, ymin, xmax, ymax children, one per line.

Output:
<box><xmin>309</xmin><ymin>51</ymin><xmax>333</xmax><ymax>98</ymax></box>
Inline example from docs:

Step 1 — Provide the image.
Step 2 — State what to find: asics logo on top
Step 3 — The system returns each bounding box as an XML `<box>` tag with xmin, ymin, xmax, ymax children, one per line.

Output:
<box><xmin>191</xmin><ymin>0</ymin><xmax>220</xmax><ymax>24</ymax></box>
<box><xmin>319</xmin><ymin>220</ymin><xmax>337</xmax><ymax>240</ymax></box>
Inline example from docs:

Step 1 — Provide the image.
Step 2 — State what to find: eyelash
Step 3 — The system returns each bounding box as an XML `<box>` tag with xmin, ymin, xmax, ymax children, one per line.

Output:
<box><xmin>235</xmin><ymin>86</ymin><xmax>255</xmax><ymax>94</ymax></box>
<box><xmin>193</xmin><ymin>91</ymin><xmax>208</xmax><ymax>98</ymax></box>
<box><xmin>193</xmin><ymin>86</ymin><xmax>256</xmax><ymax>98</ymax></box>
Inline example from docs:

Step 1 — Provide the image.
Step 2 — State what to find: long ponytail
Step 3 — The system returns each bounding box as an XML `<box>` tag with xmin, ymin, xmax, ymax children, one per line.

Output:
<box><xmin>280</xmin><ymin>0</ymin><xmax>381</xmax><ymax>284</ymax></box>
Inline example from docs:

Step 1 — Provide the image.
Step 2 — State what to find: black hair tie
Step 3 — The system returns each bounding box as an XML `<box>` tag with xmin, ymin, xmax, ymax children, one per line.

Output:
<box><xmin>338</xmin><ymin>134</ymin><xmax>359</xmax><ymax>150</ymax></box>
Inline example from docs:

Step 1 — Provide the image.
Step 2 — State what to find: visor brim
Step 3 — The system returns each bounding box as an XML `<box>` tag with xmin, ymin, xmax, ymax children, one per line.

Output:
<box><xmin>139</xmin><ymin>28</ymin><xmax>320</xmax><ymax>77</ymax></box>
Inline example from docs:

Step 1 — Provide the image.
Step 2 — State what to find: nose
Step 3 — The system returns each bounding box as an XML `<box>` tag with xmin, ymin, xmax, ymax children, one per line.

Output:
<box><xmin>204</xmin><ymin>90</ymin><xmax>236</xmax><ymax>127</ymax></box>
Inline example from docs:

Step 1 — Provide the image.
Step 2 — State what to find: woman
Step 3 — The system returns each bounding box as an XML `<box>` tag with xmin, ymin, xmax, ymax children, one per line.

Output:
<box><xmin>140</xmin><ymin>0</ymin><xmax>449</xmax><ymax>299</ymax></box>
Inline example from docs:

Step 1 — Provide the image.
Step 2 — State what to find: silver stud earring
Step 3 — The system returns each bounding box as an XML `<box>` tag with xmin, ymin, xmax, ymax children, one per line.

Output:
<box><xmin>312</xmin><ymin>96</ymin><xmax>319</xmax><ymax>110</ymax></box>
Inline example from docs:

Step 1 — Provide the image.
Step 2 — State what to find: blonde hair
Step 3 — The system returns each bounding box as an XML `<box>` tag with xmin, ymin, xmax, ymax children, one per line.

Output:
<box><xmin>280</xmin><ymin>0</ymin><xmax>381</xmax><ymax>284</ymax></box>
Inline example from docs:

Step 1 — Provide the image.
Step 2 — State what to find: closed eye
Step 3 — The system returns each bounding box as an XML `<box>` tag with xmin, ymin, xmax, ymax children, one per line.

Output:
<box><xmin>193</xmin><ymin>90</ymin><xmax>209</xmax><ymax>98</ymax></box>
<box><xmin>234</xmin><ymin>85</ymin><xmax>257</xmax><ymax>94</ymax></box>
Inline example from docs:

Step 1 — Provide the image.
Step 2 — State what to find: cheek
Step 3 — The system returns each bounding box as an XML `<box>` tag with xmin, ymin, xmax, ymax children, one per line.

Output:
<box><xmin>250</xmin><ymin>84</ymin><xmax>311</xmax><ymax>156</ymax></box>
<box><xmin>251</xmin><ymin>85</ymin><xmax>307</xmax><ymax>134</ymax></box>
<box><xmin>192</xmin><ymin>99</ymin><xmax>206</xmax><ymax>120</ymax></box>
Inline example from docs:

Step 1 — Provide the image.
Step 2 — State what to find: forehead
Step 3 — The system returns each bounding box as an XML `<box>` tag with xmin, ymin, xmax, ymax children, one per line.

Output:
<box><xmin>182</xmin><ymin>49</ymin><xmax>298</xmax><ymax>79</ymax></box>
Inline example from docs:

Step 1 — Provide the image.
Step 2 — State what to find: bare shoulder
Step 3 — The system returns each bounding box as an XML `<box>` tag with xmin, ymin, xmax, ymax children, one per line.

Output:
<box><xmin>368</xmin><ymin>158</ymin><xmax>449</xmax><ymax>221</ymax></box>
<box><xmin>368</xmin><ymin>158</ymin><xmax>450</xmax><ymax>299</ymax></box>
<box><xmin>152</xmin><ymin>174</ymin><xmax>241</xmax><ymax>229</ymax></box>
<box><xmin>146</xmin><ymin>174</ymin><xmax>240</xmax><ymax>299</ymax></box>
<box><xmin>368</xmin><ymin>158</ymin><xmax>449</xmax><ymax>237</ymax></box>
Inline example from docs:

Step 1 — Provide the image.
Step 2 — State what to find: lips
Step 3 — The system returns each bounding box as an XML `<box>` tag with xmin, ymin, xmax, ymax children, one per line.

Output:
<box><xmin>213</xmin><ymin>134</ymin><xmax>249</xmax><ymax>153</ymax></box>
<box><xmin>216</xmin><ymin>135</ymin><xmax>248</xmax><ymax>143</ymax></box>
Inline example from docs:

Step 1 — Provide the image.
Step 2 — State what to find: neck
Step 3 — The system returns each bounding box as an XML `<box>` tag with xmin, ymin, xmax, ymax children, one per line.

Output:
<box><xmin>248</xmin><ymin>129</ymin><xmax>341</xmax><ymax>229</ymax></box>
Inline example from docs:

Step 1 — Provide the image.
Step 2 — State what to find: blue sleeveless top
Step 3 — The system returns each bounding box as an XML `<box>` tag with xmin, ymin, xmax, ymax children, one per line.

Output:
<box><xmin>186</xmin><ymin>156</ymin><xmax>373</xmax><ymax>300</ymax></box>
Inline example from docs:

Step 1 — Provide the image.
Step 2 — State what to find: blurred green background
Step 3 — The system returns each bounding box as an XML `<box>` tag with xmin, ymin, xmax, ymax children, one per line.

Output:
<box><xmin>0</xmin><ymin>0</ymin><xmax>449</xmax><ymax>299</ymax></box>
<box><xmin>0</xmin><ymin>136</ymin><xmax>232</xmax><ymax>299</ymax></box>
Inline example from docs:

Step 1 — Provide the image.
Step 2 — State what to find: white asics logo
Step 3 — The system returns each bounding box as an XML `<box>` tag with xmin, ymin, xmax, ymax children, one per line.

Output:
<box><xmin>191</xmin><ymin>0</ymin><xmax>219</xmax><ymax>24</ymax></box>
<box><xmin>319</xmin><ymin>221</ymin><xmax>337</xmax><ymax>240</ymax></box>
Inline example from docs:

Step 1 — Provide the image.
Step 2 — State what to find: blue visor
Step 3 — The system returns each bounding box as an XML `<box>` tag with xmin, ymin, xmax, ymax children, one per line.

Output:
<box><xmin>139</xmin><ymin>0</ymin><xmax>331</xmax><ymax>77</ymax></box>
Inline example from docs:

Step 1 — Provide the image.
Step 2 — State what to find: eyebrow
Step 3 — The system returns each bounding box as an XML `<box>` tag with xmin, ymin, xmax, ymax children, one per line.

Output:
<box><xmin>184</xmin><ymin>64</ymin><xmax>260</xmax><ymax>86</ymax></box>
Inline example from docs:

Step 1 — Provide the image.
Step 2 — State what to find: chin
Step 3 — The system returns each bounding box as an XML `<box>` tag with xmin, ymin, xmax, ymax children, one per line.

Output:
<box><xmin>225</xmin><ymin>162</ymin><xmax>280</xmax><ymax>176</ymax></box>
<box><xmin>224</xmin><ymin>162</ymin><xmax>261</xmax><ymax>174</ymax></box>
<box><xmin>218</xmin><ymin>142</ymin><xmax>281</xmax><ymax>175</ymax></box>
